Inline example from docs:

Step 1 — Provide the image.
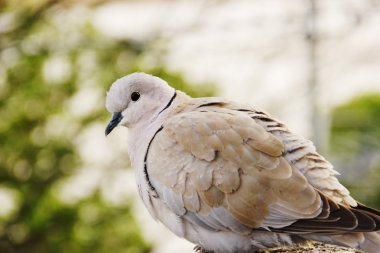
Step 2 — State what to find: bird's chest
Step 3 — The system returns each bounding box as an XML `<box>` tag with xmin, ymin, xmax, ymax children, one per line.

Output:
<box><xmin>127</xmin><ymin>124</ymin><xmax>165</xmax><ymax>219</ymax></box>
<box><xmin>128</xmin><ymin>127</ymin><xmax>191</xmax><ymax>239</ymax></box>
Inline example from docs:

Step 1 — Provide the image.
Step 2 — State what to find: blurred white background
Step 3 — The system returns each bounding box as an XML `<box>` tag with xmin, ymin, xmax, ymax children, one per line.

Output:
<box><xmin>1</xmin><ymin>1</ymin><xmax>380</xmax><ymax>252</ymax></box>
<box><xmin>91</xmin><ymin>1</ymin><xmax>380</xmax><ymax>252</ymax></box>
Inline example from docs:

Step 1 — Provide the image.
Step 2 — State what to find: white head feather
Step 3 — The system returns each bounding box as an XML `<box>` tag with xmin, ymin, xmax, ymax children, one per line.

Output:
<box><xmin>105</xmin><ymin>72</ymin><xmax>175</xmax><ymax>128</ymax></box>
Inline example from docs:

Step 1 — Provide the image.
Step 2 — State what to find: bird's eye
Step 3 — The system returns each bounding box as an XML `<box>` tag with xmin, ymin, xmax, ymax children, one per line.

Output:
<box><xmin>131</xmin><ymin>92</ymin><xmax>140</xmax><ymax>102</ymax></box>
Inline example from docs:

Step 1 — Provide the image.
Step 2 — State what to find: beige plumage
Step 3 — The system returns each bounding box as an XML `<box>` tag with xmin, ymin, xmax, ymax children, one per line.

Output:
<box><xmin>105</xmin><ymin>73</ymin><xmax>380</xmax><ymax>253</ymax></box>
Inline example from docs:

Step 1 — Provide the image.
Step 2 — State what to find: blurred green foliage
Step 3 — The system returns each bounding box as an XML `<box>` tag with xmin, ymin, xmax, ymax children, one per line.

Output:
<box><xmin>0</xmin><ymin>1</ymin><xmax>215</xmax><ymax>253</ymax></box>
<box><xmin>329</xmin><ymin>94</ymin><xmax>380</xmax><ymax>208</ymax></box>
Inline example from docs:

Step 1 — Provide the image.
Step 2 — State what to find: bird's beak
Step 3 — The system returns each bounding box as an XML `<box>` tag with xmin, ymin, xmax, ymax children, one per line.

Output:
<box><xmin>105</xmin><ymin>112</ymin><xmax>123</xmax><ymax>136</ymax></box>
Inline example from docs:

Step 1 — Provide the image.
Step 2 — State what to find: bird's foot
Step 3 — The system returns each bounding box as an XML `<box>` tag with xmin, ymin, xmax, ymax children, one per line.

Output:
<box><xmin>193</xmin><ymin>245</ymin><xmax>213</xmax><ymax>253</ymax></box>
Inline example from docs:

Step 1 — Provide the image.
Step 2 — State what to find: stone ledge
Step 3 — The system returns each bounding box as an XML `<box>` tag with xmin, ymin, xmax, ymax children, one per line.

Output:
<box><xmin>255</xmin><ymin>241</ymin><xmax>361</xmax><ymax>253</ymax></box>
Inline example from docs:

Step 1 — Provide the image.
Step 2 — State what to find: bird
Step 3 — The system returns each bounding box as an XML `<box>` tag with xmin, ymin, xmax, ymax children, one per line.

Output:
<box><xmin>105</xmin><ymin>72</ymin><xmax>380</xmax><ymax>253</ymax></box>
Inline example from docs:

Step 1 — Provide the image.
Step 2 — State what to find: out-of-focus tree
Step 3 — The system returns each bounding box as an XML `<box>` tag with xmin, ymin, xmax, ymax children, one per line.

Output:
<box><xmin>329</xmin><ymin>94</ymin><xmax>380</xmax><ymax>209</ymax></box>
<box><xmin>0</xmin><ymin>1</ymin><xmax>215</xmax><ymax>253</ymax></box>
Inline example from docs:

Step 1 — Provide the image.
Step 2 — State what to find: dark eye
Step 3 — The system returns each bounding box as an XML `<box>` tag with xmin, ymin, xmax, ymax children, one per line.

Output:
<box><xmin>131</xmin><ymin>92</ymin><xmax>140</xmax><ymax>102</ymax></box>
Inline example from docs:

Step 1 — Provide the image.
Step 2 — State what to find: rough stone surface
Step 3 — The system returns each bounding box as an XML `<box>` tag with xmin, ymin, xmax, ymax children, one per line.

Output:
<box><xmin>255</xmin><ymin>241</ymin><xmax>361</xmax><ymax>253</ymax></box>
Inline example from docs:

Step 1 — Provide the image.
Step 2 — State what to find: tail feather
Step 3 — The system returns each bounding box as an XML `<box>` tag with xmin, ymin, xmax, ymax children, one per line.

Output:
<box><xmin>304</xmin><ymin>232</ymin><xmax>380</xmax><ymax>253</ymax></box>
<box><xmin>297</xmin><ymin>199</ymin><xmax>380</xmax><ymax>253</ymax></box>
<box><xmin>279</xmin><ymin>193</ymin><xmax>380</xmax><ymax>233</ymax></box>
<box><xmin>358</xmin><ymin>232</ymin><xmax>380</xmax><ymax>253</ymax></box>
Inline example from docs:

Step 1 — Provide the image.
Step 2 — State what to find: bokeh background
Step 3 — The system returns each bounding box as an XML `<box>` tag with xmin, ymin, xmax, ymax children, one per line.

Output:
<box><xmin>0</xmin><ymin>0</ymin><xmax>380</xmax><ymax>252</ymax></box>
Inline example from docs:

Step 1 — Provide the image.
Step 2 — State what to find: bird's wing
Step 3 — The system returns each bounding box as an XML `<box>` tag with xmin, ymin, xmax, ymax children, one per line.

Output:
<box><xmin>147</xmin><ymin>104</ymin><xmax>379</xmax><ymax>233</ymax></box>
<box><xmin>227</xmin><ymin>105</ymin><xmax>357</xmax><ymax>206</ymax></box>
<box><xmin>186</xmin><ymin>97</ymin><xmax>353</xmax><ymax>207</ymax></box>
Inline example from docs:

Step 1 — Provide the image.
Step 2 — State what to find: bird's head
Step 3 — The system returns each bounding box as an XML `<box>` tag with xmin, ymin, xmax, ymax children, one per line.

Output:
<box><xmin>105</xmin><ymin>72</ymin><xmax>175</xmax><ymax>135</ymax></box>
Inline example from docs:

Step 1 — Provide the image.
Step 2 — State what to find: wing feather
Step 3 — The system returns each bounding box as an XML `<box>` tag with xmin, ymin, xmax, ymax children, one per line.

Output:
<box><xmin>147</xmin><ymin>103</ymin><xmax>380</xmax><ymax>235</ymax></box>
<box><xmin>162</xmin><ymin>186</ymin><xmax>186</xmax><ymax>216</ymax></box>
<box><xmin>148</xmin><ymin>106</ymin><xmax>323</xmax><ymax>232</ymax></box>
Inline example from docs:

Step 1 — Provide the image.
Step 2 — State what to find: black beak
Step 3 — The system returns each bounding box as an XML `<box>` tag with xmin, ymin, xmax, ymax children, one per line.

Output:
<box><xmin>105</xmin><ymin>112</ymin><xmax>123</xmax><ymax>136</ymax></box>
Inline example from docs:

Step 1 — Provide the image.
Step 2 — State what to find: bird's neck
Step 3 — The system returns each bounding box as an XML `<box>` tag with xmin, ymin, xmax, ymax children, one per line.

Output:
<box><xmin>127</xmin><ymin>91</ymin><xmax>191</xmax><ymax>165</ymax></box>
<box><xmin>126</xmin><ymin>91</ymin><xmax>192</xmax><ymax>210</ymax></box>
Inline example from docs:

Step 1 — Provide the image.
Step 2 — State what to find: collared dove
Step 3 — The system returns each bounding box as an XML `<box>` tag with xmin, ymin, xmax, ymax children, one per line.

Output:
<box><xmin>105</xmin><ymin>72</ymin><xmax>380</xmax><ymax>253</ymax></box>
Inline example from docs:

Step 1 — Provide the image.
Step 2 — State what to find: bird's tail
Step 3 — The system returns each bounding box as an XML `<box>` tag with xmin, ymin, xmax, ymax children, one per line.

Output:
<box><xmin>298</xmin><ymin>200</ymin><xmax>380</xmax><ymax>253</ymax></box>
<box><xmin>359</xmin><ymin>232</ymin><xmax>380</xmax><ymax>253</ymax></box>
<box><xmin>304</xmin><ymin>231</ymin><xmax>380</xmax><ymax>253</ymax></box>
<box><xmin>327</xmin><ymin>231</ymin><xmax>380</xmax><ymax>253</ymax></box>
